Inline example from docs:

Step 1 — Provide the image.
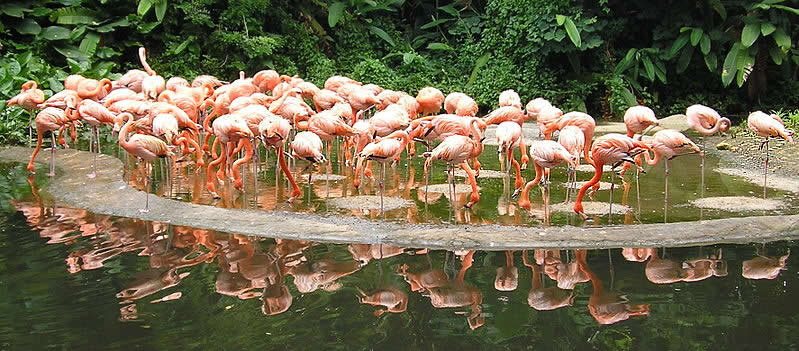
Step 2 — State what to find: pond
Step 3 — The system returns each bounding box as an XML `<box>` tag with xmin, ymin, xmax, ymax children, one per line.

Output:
<box><xmin>1</xmin><ymin>163</ymin><xmax>797</xmax><ymax>350</ymax></box>
<box><xmin>106</xmin><ymin>130</ymin><xmax>798</xmax><ymax>227</ymax></box>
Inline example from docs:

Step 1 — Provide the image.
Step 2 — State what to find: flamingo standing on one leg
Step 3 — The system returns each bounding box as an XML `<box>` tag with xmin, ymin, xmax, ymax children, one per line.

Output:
<box><xmin>573</xmin><ymin>134</ymin><xmax>651</xmax><ymax>220</ymax></box>
<box><xmin>686</xmin><ymin>104</ymin><xmax>730</xmax><ymax>199</ymax></box>
<box><xmin>354</xmin><ymin>130</ymin><xmax>411</xmax><ymax>215</ymax></box>
<box><xmin>78</xmin><ymin>99</ymin><xmax>118</xmax><ymax>178</ymax></box>
<box><xmin>517</xmin><ymin>140</ymin><xmax>577</xmax><ymax>210</ymax></box>
<box><xmin>117</xmin><ymin>112</ymin><xmax>170</xmax><ymax>212</ymax></box>
<box><xmin>484</xmin><ymin>104</ymin><xmax>529</xmax><ymax>169</ymax></box>
<box><xmin>747</xmin><ymin>111</ymin><xmax>794</xmax><ymax>197</ymax></box>
<box><xmin>291</xmin><ymin>131</ymin><xmax>326</xmax><ymax>202</ymax></box>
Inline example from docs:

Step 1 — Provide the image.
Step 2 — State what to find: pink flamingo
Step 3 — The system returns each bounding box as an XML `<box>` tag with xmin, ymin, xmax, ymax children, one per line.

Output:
<box><xmin>423</xmin><ymin>127</ymin><xmax>484</xmax><ymax>209</ymax></box>
<box><xmin>259</xmin><ymin>114</ymin><xmax>302</xmax><ymax>201</ymax></box>
<box><xmin>517</xmin><ymin>140</ymin><xmax>576</xmax><ymax>210</ymax></box>
<box><xmin>206</xmin><ymin>114</ymin><xmax>253</xmax><ymax>198</ymax></box>
<box><xmin>573</xmin><ymin>134</ymin><xmax>651</xmax><ymax>220</ymax></box>
<box><xmin>623</xmin><ymin>105</ymin><xmax>659</xmax><ymax>138</ymax></box>
<box><xmin>748</xmin><ymin>111</ymin><xmax>794</xmax><ymax>196</ymax></box>
<box><xmin>78</xmin><ymin>99</ymin><xmax>117</xmax><ymax>178</ymax></box>
<box><xmin>541</xmin><ymin>111</ymin><xmax>596</xmax><ymax>164</ymax></box>
<box><xmin>113</xmin><ymin>69</ymin><xmax>148</xmax><ymax>92</ymax></box>
<box><xmin>312</xmin><ymin>89</ymin><xmax>345</xmax><ymax>112</ymax></box>
<box><xmin>291</xmin><ymin>131</ymin><xmax>326</xmax><ymax>201</ymax></box>
<box><xmin>495</xmin><ymin>121</ymin><xmax>524</xmax><ymax>192</ymax></box>
<box><xmin>444</xmin><ymin>92</ymin><xmax>478</xmax><ymax>117</ymax></box>
<box><xmin>483</xmin><ymin>105</ymin><xmax>530</xmax><ymax>169</ymax></box>
<box><xmin>557</xmin><ymin>125</ymin><xmax>584</xmax><ymax>201</ymax></box>
<box><xmin>138</xmin><ymin>48</ymin><xmax>165</xmax><ymax>101</ymax></box>
<box><xmin>26</xmin><ymin>107</ymin><xmax>75</xmax><ymax>176</ymax></box>
<box><xmin>499</xmin><ymin>89</ymin><xmax>522</xmax><ymax>109</ymax></box>
<box><xmin>354</xmin><ymin>130</ymin><xmax>411</xmax><ymax>214</ymax></box>
<box><xmin>7</xmin><ymin>80</ymin><xmax>45</xmax><ymax>146</ymax></box>
<box><xmin>416</xmin><ymin>87</ymin><xmax>445</xmax><ymax>117</ymax></box>
<box><xmin>370</xmin><ymin>104</ymin><xmax>411</xmax><ymax>137</ymax></box>
<box><xmin>118</xmin><ymin>112</ymin><xmax>170</xmax><ymax>212</ymax></box>
<box><xmin>687</xmin><ymin>104</ymin><xmax>730</xmax><ymax>197</ymax></box>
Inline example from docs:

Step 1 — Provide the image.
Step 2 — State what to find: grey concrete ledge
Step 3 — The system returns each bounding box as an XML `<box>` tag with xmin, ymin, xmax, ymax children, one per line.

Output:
<box><xmin>3</xmin><ymin>146</ymin><xmax>798</xmax><ymax>250</ymax></box>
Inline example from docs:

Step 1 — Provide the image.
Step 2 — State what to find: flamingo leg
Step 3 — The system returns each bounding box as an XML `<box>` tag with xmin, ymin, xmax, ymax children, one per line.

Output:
<box><xmin>380</xmin><ymin>161</ymin><xmax>386</xmax><ymax>218</ymax></box>
<box><xmin>608</xmin><ymin>169</ymin><xmax>615</xmax><ymax>224</ymax></box>
<box><xmin>88</xmin><ymin>126</ymin><xmax>98</xmax><ymax>179</ymax></box>
<box><xmin>763</xmin><ymin>138</ymin><xmax>769</xmax><ymax>198</ymax></box>
<box><xmin>141</xmin><ymin>161</ymin><xmax>151</xmax><ymax>213</ymax></box>
<box><xmin>48</xmin><ymin>133</ymin><xmax>56</xmax><ymax>177</ymax></box>
<box><xmin>461</xmin><ymin>162</ymin><xmax>480</xmax><ymax>208</ymax></box>
<box><xmin>664</xmin><ymin>158</ymin><xmax>669</xmax><ymax>223</ymax></box>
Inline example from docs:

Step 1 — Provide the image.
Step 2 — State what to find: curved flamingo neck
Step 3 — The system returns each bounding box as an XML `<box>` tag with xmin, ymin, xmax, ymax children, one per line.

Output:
<box><xmin>643</xmin><ymin>148</ymin><xmax>660</xmax><ymax>166</ymax></box>
<box><xmin>118</xmin><ymin>113</ymin><xmax>135</xmax><ymax>149</ymax></box>
<box><xmin>575</xmin><ymin>161</ymin><xmax>603</xmax><ymax>209</ymax></box>
<box><xmin>139</xmin><ymin>47</ymin><xmax>156</xmax><ymax>76</ymax></box>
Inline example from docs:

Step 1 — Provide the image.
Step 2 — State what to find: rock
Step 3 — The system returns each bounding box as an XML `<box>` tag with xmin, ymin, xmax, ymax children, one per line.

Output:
<box><xmin>715</xmin><ymin>142</ymin><xmax>731</xmax><ymax>151</ymax></box>
<box><xmin>730</xmin><ymin>146</ymin><xmax>740</xmax><ymax>153</ymax></box>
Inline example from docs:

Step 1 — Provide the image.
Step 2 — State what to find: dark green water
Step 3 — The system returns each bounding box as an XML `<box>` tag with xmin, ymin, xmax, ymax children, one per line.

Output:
<box><xmin>1</xmin><ymin>163</ymin><xmax>798</xmax><ymax>350</ymax></box>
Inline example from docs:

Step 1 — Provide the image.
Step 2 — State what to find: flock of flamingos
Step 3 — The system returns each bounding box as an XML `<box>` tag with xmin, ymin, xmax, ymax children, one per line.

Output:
<box><xmin>7</xmin><ymin>47</ymin><xmax>795</xmax><ymax>217</ymax></box>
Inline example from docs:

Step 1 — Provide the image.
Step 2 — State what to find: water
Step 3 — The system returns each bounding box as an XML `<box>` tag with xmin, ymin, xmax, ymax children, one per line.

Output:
<box><xmin>115</xmin><ymin>136</ymin><xmax>798</xmax><ymax>227</ymax></box>
<box><xmin>1</xmin><ymin>163</ymin><xmax>798</xmax><ymax>350</ymax></box>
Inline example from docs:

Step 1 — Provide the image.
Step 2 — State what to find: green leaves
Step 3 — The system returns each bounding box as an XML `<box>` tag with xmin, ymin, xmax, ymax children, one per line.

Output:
<box><xmin>137</xmin><ymin>0</ymin><xmax>154</xmax><ymax>16</ymax></box>
<box><xmin>642</xmin><ymin>56</ymin><xmax>655</xmax><ymax>81</ymax></box>
<box><xmin>427</xmin><ymin>42</ymin><xmax>453</xmax><ymax>51</ymax></box>
<box><xmin>138</xmin><ymin>0</ymin><xmax>166</xmax><ymax>22</ymax></box>
<box><xmin>367</xmin><ymin>25</ymin><xmax>394</xmax><ymax>46</ymax></box>
<box><xmin>761</xmin><ymin>23</ymin><xmax>776</xmax><ymax>36</ymax></box>
<box><xmin>14</xmin><ymin>19</ymin><xmax>41</xmax><ymax>35</ymax></box>
<box><xmin>40</xmin><ymin>26</ymin><xmax>72</xmax><ymax>40</ymax></box>
<box><xmin>690</xmin><ymin>28</ymin><xmax>703</xmax><ymax>46</ymax></box>
<box><xmin>699</xmin><ymin>34</ymin><xmax>711</xmax><ymax>54</ymax></box>
<box><xmin>741</xmin><ymin>23</ymin><xmax>761</xmax><ymax>47</ymax></box>
<box><xmin>667</xmin><ymin>33</ymin><xmax>689</xmax><ymax>58</ymax></box>
<box><xmin>555</xmin><ymin>15</ymin><xmax>581</xmax><ymax>48</ymax></box>
<box><xmin>721</xmin><ymin>42</ymin><xmax>740</xmax><ymax>87</ymax></box>
<box><xmin>50</xmin><ymin>7</ymin><xmax>98</xmax><ymax>25</ymax></box>
<box><xmin>0</xmin><ymin>3</ymin><xmax>28</xmax><ymax>17</ymax></box>
<box><xmin>328</xmin><ymin>2</ymin><xmax>346</xmax><ymax>27</ymax></box>
<box><xmin>614</xmin><ymin>49</ymin><xmax>637</xmax><ymax>75</ymax></box>
<box><xmin>773</xmin><ymin>28</ymin><xmax>791</xmax><ymax>49</ymax></box>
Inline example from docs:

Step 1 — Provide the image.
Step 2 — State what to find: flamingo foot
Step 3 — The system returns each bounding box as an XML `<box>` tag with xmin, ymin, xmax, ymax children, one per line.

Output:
<box><xmin>86</xmin><ymin>172</ymin><xmax>97</xmax><ymax>179</ymax></box>
<box><xmin>511</xmin><ymin>188</ymin><xmax>521</xmax><ymax>199</ymax></box>
<box><xmin>138</xmin><ymin>208</ymin><xmax>150</xmax><ymax>213</ymax></box>
<box><xmin>47</xmin><ymin>171</ymin><xmax>55</xmax><ymax>177</ymax></box>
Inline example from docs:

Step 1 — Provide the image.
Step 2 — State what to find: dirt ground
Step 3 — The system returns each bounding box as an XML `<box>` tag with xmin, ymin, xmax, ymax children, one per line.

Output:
<box><xmin>708</xmin><ymin>127</ymin><xmax>799</xmax><ymax>177</ymax></box>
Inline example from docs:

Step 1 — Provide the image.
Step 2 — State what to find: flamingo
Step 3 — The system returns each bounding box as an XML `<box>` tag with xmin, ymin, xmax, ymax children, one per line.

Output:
<box><xmin>290</xmin><ymin>131</ymin><xmax>326</xmax><ymax>201</ymax></box>
<box><xmin>76</xmin><ymin>78</ymin><xmax>112</xmax><ymax>101</ymax></box>
<box><xmin>7</xmin><ymin>80</ymin><xmax>45</xmax><ymax>146</ymax></box>
<box><xmin>113</xmin><ymin>69</ymin><xmax>148</xmax><ymax>92</ymax></box>
<box><xmin>139</xmin><ymin>47</ymin><xmax>166</xmax><ymax>101</ymax></box>
<box><xmin>166</xmin><ymin>76</ymin><xmax>190</xmax><ymax>91</ymax></box>
<box><xmin>416</xmin><ymin>87</ymin><xmax>445</xmax><ymax>117</ymax></box>
<box><xmin>747</xmin><ymin>111</ymin><xmax>794</xmax><ymax>197</ymax></box>
<box><xmin>101</xmin><ymin>88</ymin><xmax>142</xmax><ymax>107</ymax></box>
<box><xmin>206</xmin><ymin>114</ymin><xmax>253</xmax><ymax>198</ymax></box>
<box><xmin>26</xmin><ymin>107</ymin><xmax>75</xmax><ymax>176</ymax></box>
<box><xmin>541</xmin><ymin>111</ymin><xmax>596</xmax><ymax>164</ymax></box>
<box><xmin>517</xmin><ymin>140</ymin><xmax>577</xmax><ymax>210</ymax></box>
<box><xmin>557</xmin><ymin>125</ymin><xmax>584</xmax><ymax>201</ymax></box>
<box><xmin>443</xmin><ymin>92</ymin><xmax>479</xmax><ymax>117</ymax></box>
<box><xmin>354</xmin><ymin>130</ymin><xmax>411</xmax><ymax>214</ymax></box>
<box><xmin>498</xmin><ymin>89</ymin><xmax>522</xmax><ymax>109</ymax></box>
<box><xmin>312</xmin><ymin>89</ymin><xmax>345</xmax><ymax>112</ymax></box>
<box><xmin>423</xmin><ymin>129</ymin><xmax>484</xmax><ymax>209</ymax></box>
<box><xmin>78</xmin><ymin>99</ymin><xmax>117</xmax><ymax>178</ymax></box>
<box><xmin>259</xmin><ymin>114</ymin><xmax>302</xmax><ymax>201</ymax></box>
<box><xmin>686</xmin><ymin>104</ymin><xmax>731</xmax><ymax>197</ymax></box>
<box><xmin>495</xmin><ymin>121</ymin><xmax>524</xmax><ymax>192</ymax></box>
<box><xmin>573</xmin><ymin>134</ymin><xmax>651</xmax><ymax>220</ymax></box>
<box><xmin>484</xmin><ymin>105</ymin><xmax>530</xmax><ymax>169</ymax></box>
<box><xmin>117</xmin><ymin>112</ymin><xmax>170</xmax><ymax>212</ymax></box>
<box><xmin>623</xmin><ymin>105</ymin><xmax>659</xmax><ymax>138</ymax></box>
<box><xmin>370</xmin><ymin>104</ymin><xmax>411</xmax><ymax>137</ymax></box>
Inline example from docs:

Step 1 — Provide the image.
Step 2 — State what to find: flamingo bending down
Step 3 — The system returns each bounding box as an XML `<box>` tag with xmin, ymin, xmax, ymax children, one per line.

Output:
<box><xmin>541</xmin><ymin>111</ymin><xmax>596</xmax><ymax>164</ymax></box>
<box><xmin>205</xmin><ymin>114</ymin><xmax>253</xmax><ymax>198</ymax></box>
<box><xmin>747</xmin><ymin>111</ymin><xmax>794</xmax><ymax>196</ymax></box>
<box><xmin>8</xmin><ymin>81</ymin><xmax>46</xmax><ymax>146</ymax></box>
<box><xmin>26</xmin><ymin>107</ymin><xmax>75</xmax><ymax>176</ymax></box>
<box><xmin>443</xmin><ymin>92</ymin><xmax>479</xmax><ymax>117</ymax></box>
<box><xmin>484</xmin><ymin>105</ymin><xmax>531</xmax><ymax>169</ymax></box>
<box><xmin>573</xmin><ymin>134</ymin><xmax>651</xmax><ymax>220</ymax></box>
<box><xmin>416</xmin><ymin>87</ymin><xmax>445</xmax><ymax>117</ymax></box>
<box><xmin>423</xmin><ymin>130</ymin><xmax>484</xmax><ymax>209</ymax></box>
<box><xmin>259</xmin><ymin>115</ymin><xmax>302</xmax><ymax>201</ymax></box>
<box><xmin>499</xmin><ymin>90</ymin><xmax>522</xmax><ymax>109</ymax></box>
<box><xmin>354</xmin><ymin>130</ymin><xmax>411</xmax><ymax>214</ymax></box>
<box><xmin>118</xmin><ymin>112</ymin><xmax>170</xmax><ymax>212</ymax></box>
<box><xmin>517</xmin><ymin>140</ymin><xmax>577</xmax><ymax>210</ymax></box>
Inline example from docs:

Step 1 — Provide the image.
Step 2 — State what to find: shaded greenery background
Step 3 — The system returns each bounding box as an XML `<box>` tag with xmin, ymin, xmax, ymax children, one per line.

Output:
<box><xmin>1</xmin><ymin>0</ymin><xmax>799</xmax><ymax>145</ymax></box>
